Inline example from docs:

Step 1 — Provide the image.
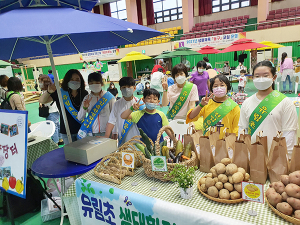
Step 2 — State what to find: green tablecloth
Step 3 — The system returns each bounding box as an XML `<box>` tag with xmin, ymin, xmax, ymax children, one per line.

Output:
<box><xmin>64</xmin><ymin>167</ymin><xmax>292</xmax><ymax>225</ymax></box>
<box><xmin>27</xmin><ymin>137</ymin><xmax>58</xmax><ymax>169</ymax></box>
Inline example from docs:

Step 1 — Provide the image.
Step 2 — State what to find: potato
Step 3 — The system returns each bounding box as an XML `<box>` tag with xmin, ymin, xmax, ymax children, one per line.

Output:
<box><xmin>218</xmin><ymin>174</ymin><xmax>228</xmax><ymax>183</ymax></box>
<box><xmin>230</xmin><ymin>191</ymin><xmax>241</xmax><ymax>200</ymax></box>
<box><xmin>232</xmin><ymin>172</ymin><xmax>244</xmax><ymax>184</ymax></box>
<box><xmin>215</xmin><ymin>182</ymin><xmax>223</xmax><ymax>190</ymax></box>
<box><xmin>199</xmin><ymin>177</ymin><xmax>206</xmax><ymax>185</ymax></box>
<box><xmin>281</xmin><ymin>175</ymin><xmax>290</xmax><ymax>186</ymax></box>
<box><xmin>224</xmin><ymin>183</ymin><xmax>234</xmax><ymax>192</ymax></box>
<box><xmin>285</xmin><ymin>184</ymin><xmax>300</xmax><ymax>199</ymax></box>
<box><xmin>210</xmin><ymin>168</ymin><xmax>218</xmax><ymax>178</ymax></box>
<box><xmin>268</xmin><ymin>192</ymin><xmax>282</xmax><ymax>207</ymax></box>
<box><xmin>207</xmin><ymin>186</ymin><xmax>219</xmax><ymax>198</ymax></box>
<box><xmin>276</xmin><ymin>202</ymin><xmax>293</xmax><ymax>216</ymax></box>
<box><xmin>237</xmin><ymin>167</ymin><xmax>246</xmax><ymax>177</ymax></box>
<box><xmin>219</xmin><ymin>189</ymin><xmax>230</xmax><ymax>200</ymax></box>
<box><xmin>272</xmin><ymin>181</ymin><xmax>286</xmax><ymax>194</ymax></box>
<box><xmin>295</xmin><ymin>210</ymin><xmax>300</xmax><ymax>220</ymax></box>
<box><xmin>228</xmin><ymin>176</ymin><xmax>233</xmax><ymax>184</ymax></box>
<box><xmin>289</xmin><ymin>171</ymin><xmax>300</xmax><ymax>186</ymax></box>
<box><xmin>244</xmin><ymin>173</ymin><xmax>250</xmax><ymax>182</ymax></box>
<box><xmin>205</xmin><ymin>177</ymin><xmax>216</xmax><ymax>188</ymax></box>
<box><xmin>234</xmin><ymin>183</ymin><xmax>242</xmax><ymax>193</ymax></box>
<box><xmin>206</xmin><ymin>173</ymin><xmax>213</xmax><ymax>178</ymax></box>
<box><xmin>281</xmin><ymin>192</ymin><xmax>288</xmax><ymax>202</ymax></box>
<box><xmin>215</xmin><ymin>163</ymin><xmax>226</xmax><ymax>174</ymax></box>
<box><xmin>221</xmin><ymin>158</ymin><xmax>231</xmax><ymax>166</ymax></box>
<box><xmin>266</xmin><ymin>188</ymin><xmax>276</xmax><ymax>198</ymax></box>
<box><xmin>214</xmin><ymin>177</ymin><xmax>219</xmax><ymax>183</ymax></box>
<box><xmin>200</xmin><ymin>184</ymin><xmax>207</xmax><ymax>193</ymax></box>
<box><xmin>226</xmin><ymin>163</ymin><xmax>238</xmax><ymax>175</ymax></box>
<box><xmin>287</xmin><ymin>197</ymin><xmax>300</xmax><ymax>210</ymax></box>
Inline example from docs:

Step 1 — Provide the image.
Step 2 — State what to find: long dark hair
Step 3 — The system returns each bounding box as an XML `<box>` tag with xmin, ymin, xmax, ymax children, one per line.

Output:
<box><xmin>61</xmin><ymin>69</ymin><xmax>86</xmax><ymax>92</ymax></box>
<box><xmin>252</xmin><ymin>60</ymin><xmax>276</xmax><ymax>89</ymax></box>
<box><xmin>281</xmin><ymin>52</ymin><xmax>287</xmax><ymax>65</ymax></box>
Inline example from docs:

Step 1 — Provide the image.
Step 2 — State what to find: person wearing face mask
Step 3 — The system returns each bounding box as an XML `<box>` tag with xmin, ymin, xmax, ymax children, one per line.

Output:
<box><xmin>0</xmin><ymin>75</ymin><xmax>9</xmax><ymax>103</ymax></box>
<box><xmin>145</xmin><ymin>81</ymin><xmax>151</xmax><ymax>90</ymax></box>
<box><xmin>190</xmin><ymin>61</ymin><xmax>210</xmax><ymax>105</ymax></box>
<box><xmin>187</xmin><ymin>75</ymin><xmax>240</xmax><ymax>139</ymax></box>
<box><xmin>77</xmin><ymin>72</ymin><xmax>115</xmax><ymax>138</ymax></box>
<box><xmin>280</xmin><ymin>52</ymin><xmax>294</xmax><ymax>94</ymax></box>
<box><xmin>105</xmin><ymin>77</ymin><xmax>142</xmax><ymax>146</ymax></box>
<box><xmin>39</xmin><ymin>69</ymin><xmax>88</xmax><ymax>144</ymax></box>
<box><xmin>150</xmin><ymin>67</ymin><xmax>164</xmax><ymax>106</ymax></box>
<box><xmin>239</xmin><ymin>61</ymin><xmax>298</xmax><ymax>158</ymax></box>
<box><xmin>161</xmin><ymin>63</ymin><xmax>199</xmax><ymax>120</ymax></box>
<box><xmin>107</xmin><ymin>82</ymin><xmax>119</xmax><ymax>99</ymax></box>
<box><xmin>121</xmin><ymin>88</ymin><xmax>175</xmax><ymax>144</ymax></box>
<box><xmin>237</xmin><ymin>62</ymin><xmax>247</xmax><ymax>72</ymax></box>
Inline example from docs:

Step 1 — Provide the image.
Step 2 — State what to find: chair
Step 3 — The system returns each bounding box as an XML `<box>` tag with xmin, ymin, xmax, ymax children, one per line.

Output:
<box><xmin>226</xmin><ymin>18</ymin><xmax>232</xmax><ymax>22</ymax></box>
<box><xmin>269</xmin><ymin>10</ymin><xmax>275</xmax><ymax>15</ymax></box>
<box><xmin>231</xmin><ymin>29</ymin><xmax>237</xmax><ymax>33</ymax></box>
<box><xmin>223</xmin><ymin>22</ymin><xmax>229</xmax><ymax>27</ymax></box>
<box><xmin>212</xmin><ymin>32</ymin><xmax>218</xmax><ymax>36</ymax></box>
<box><xmin>242</xmin><ymin>19</ymin><xmax>248</xmax><ymax>24</ymax></box>
<box><xmin>275</xmin><ymin>9</ymin><xmax>283</xmax><ymax>14</ymax></box>
<box><xmin>190</xmin><ymin>35</ymin><xmax>196</xmax><ymax>39</ymax></box>
<box><xmin>297</xmin><ymin>6</ymin><xmax>300</xmax><ymax>11</ymax></box>
<box><xmin>274</xmin><ymin>14</ymin><xmax>281</xmax><ymax>20</ymax></box>
<box><xmin>221</xmin><ymin>19</ymin><xmax>226</xmax><ymax>23</ymax></box>
<box><xmin>257</xmin><ymin>25</ymin><xmax>264</xmax><ymax>30</ymax></box>
<box><xmin>195</xmin><ymin>23</ymin><xmax>200</xmax><ymax>27</ymax></box>
<box><xmin>203</xmin><ymin>25</ymin><xmax>208</xmax><ymax>30</ymax></box>
<box><xmin>283</xmin><ymin>8</ymin><xmax>290</xmax><ymax>13</ymax></box>
<box><xmin>192</xmin><ymin>27</ymin><xmax>197</xmax><ymax>31</ymax></box>
<box><xmin>232</xmin><ymin>17</ymin><xmax>237</xmax><ymax>21</ymax></box>
<box><xmin>207</xmin><ymin>25</ymin><xmax>213</xmax><ymax>29</ymax></box>
<box><xmin>217</xmin><ymin>23</ymin><xmax>223</xmax><ymax>28</ymax></box>
<box><xmin>168</xmin><ymin>119</ymin><xmax>190</xmax><ymax>142</ymax></box>
<box><xmin>290</xmin><ymin>7</ymin><xmax>296</xmax><ymax>12</ymax></box>
<box><xmin>282</xmin><ymin>12</ymin><xmax>289</xmax><ymax>18</ymax></box>
<box><xmin>209</xmin><ymin>21</ymin><xmax>215</xmax><ymax>25</ymax></box>
<box><xmin>180</xmin><ymin>36</ymin><xmax>185</xmax><ymax>40</ymax></box>
<box><xmin>271</xmin><ymin>23</ymin><xmax>279</xmax><ymax>28</ymax></box>
<box><xmin>212</xmin><ymin>24</ymin><xmax>218</xmax><ymax>29</ymax></box>
<box><xmin>295</xmin><ymin>19</ymin><xmax>300</xmax><ymax>25</ymax></box>
<box><xmin>204</xmin><ymin>22</ymin><xmax>210</xmax><ymax>26</ymax></box>
<box><xmin>280</xmin><ymin>21</ymin><xmax>287</xmax><ymax>27</ymax></box>
<box><xmin>215</xmin><ymin>19</ymin><xmax>221</xmax><ymax>24</ymax></box>
<box><xmin>217</xmin><ymin>31</ymin><xmax>222</xmax><ymax>35</ymax></box>
<box><xmin>174</xmin><ymin>30</ymin><xmax>178</xmax><ymax>34</ymax></box>
<box><xmin>230</xmin><ymin>21</ymin><xmax>235</xmax><ymax>26</ymax></box>
<box><xmin>29</xmin><ymin>121</ymin><xmax>55</xmax><ymax>139</ymax></box>
<box><xmin>236</xmin><ymin>20</ymin><xmax>242</xmax><ymax>25</ymax></box>
<box><xmin>267</xmin><ymin>14</ymin><xmax>275</xmax><ymax>21</ymax></box>
<box><xmin>201</xmin><ymin>33</ymin><xmax>207</xmax><ymax>37</ymax></box>
<box><xmin>238</xmin><ymin>16</ymin><xmax>243</xmax><ymax>20</ymax></box>
<box><xmin>237</xmin><ymin>28</ymin><xmax>244</xmax><ymax>32</ymax></box>
<box><xmin>196</xmin><ymin>34</ymin><xmax>201</xmax><ymax>38</ymax></box>
<box><xmin>244</xmin><ymin>15</ymin><xmax>250</xmax><ymax>19</ymax></box>
<box><xmin>287</xmin><ymin>21</ymin><xmax>294</xmax><ymax>26</ymax></box>
<box><xmin>197</xmin><ymin>26</ymin><xmax>201</xmax><ymax>31</ymax></box>
<box><xmin>224</xmin><ymin>30</ymin><xmax>231</xmax><ymax>34</ymax></box>
<box><xmin>289</xmin><ymin>11</ymin><xmax>296</xmax><ymax>17</ymax></box>
<box><xmin>177</xmin><ymin>26</ymin><xmax>182</xmax><ymax>30</ymax></box>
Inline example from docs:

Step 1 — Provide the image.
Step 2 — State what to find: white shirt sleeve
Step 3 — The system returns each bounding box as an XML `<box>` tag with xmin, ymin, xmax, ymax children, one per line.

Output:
<box><xmin>282</xmin><ymin>99</ymin><xmax>298</xmax><ymax>131</ymax></box>
<box><xmin>238</xmin><ymin>102</ymin><xmax>249</xmax><ymax>130</ymax></box>
<box><xmin>77</xmin><ymin>95</ymin><xmax>88</xmax><ymax>122</ymax></box>
<box><xmin>282</xmin><ymin>130</ymin><xmax>297</xmax><ymax>159</ymax></box>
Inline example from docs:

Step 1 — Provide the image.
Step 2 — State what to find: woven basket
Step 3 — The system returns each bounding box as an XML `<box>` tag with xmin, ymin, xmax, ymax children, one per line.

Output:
<box><xmin>266</xmin><ymin>195</ymin><xmax>300</xmax><ymax>224</ymax></box>
<box><xmin>142</xmin><ymin>125</ymin><xmax>197</xmax><ymax>182</ymax></box>
<box><xmin>197</xmin><ymin>179</ymin><xmax>244</xmax><ymax>204</ymax></box>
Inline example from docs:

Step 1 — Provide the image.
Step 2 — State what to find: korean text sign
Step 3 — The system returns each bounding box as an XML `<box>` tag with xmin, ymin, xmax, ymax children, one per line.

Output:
<box><xmin>0</xmin><ymin>109</ymin><xmax>28</xmax><ymax>198</ymax></box>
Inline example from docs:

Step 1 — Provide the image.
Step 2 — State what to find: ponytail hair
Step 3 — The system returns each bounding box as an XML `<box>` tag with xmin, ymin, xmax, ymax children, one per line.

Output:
<box><xmin>281</xmin><ymin>52</ymin><xmax>287</xmax><ymax>65</ymax></box>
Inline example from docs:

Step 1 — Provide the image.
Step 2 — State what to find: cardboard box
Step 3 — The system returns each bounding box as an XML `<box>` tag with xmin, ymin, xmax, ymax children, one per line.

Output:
<box><xmin>64</xmin><ymin>136</ymin><xmax>117</xmax><ymax>165</ymax></box>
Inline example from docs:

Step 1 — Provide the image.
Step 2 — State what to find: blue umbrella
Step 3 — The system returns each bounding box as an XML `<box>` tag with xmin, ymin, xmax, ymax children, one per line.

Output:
<box><xmin>0</xmin><ymin>0</ymin><xmax>96</xmax><ymax>13</ymax></box>
<box><xmin>0</xmin><ymin>7</ymin><xmax>162</xmax><ymax>142</ymax></box>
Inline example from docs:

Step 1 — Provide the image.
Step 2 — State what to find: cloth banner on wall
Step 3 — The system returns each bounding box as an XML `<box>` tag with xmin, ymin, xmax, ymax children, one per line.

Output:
<box><xmin>80</xmin><ymin>49</ymin><xmax>120</xmax><ymax>61</ymax></box>
<box><xmin>174</xmin><ymin>32</ymin><xmax>246</xmax><ymax>49</ymax></box>
<box><xmin>0</xmin><ymin>109</ymin><xmax>28</xmax><ymax>198</ymax></box>
<box><xmin>75</xmin><ymin>178</ymin><xmax>249</xmax><ymax>225</ymax></box>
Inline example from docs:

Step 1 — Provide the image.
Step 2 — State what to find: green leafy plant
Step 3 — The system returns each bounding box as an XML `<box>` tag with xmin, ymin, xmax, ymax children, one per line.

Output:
<box><xmin>164</xmin><ymin>164</ymin><xmax>198</xmax><ymax>190</ymax></box>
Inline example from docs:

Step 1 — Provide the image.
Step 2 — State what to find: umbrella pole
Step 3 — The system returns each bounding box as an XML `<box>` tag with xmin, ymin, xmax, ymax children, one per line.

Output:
<box><xmin>134</xmin><ymin>60</ymin><xmax>136</xmax><ymax>79</ymax></box>
<box><xmin>45</xmin><ymin>37</ymin><xmax>72</xmax><ymax>144</ymax></box>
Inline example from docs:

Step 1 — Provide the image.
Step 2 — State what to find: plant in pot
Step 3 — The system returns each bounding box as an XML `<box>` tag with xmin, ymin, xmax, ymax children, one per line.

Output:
<box><xmin>165</xmin><ymin>164</ymin><xmax>198</xmax><ymax>199</ymax></box>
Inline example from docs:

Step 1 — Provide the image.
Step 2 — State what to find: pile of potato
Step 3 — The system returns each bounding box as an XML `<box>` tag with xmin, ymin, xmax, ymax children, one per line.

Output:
<box><xmin>266</xmin><ymin>171</ymin><xmax>300</xmax><ymax>220</ymax></box>
<box><xmin>199</xmin><ymin>158</ymin><xmax>250</xmax><ymax>200</ymax></box>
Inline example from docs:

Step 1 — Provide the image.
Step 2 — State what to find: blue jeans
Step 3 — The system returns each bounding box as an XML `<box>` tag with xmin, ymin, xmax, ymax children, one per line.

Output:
<box><xmin>61</xmin><ymin>133</ymin><xmax>78</xmax><ymax>145</ymax></box>
<box><xmin>46</xmin><ymin>112</ymin><xmax>60</xmax><ymax>144</ymax></box>
<box><xmin>283</xmin><ymin>75</ymin><xmax>292</xmax><ymax>91</ymax></box>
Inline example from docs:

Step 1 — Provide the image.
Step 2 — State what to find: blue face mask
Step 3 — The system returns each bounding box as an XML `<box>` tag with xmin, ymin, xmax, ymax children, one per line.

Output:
<box><xmin>145</xmin><ymin>102</ymin><xmax>157</xmax><ymax>110</ymax></box>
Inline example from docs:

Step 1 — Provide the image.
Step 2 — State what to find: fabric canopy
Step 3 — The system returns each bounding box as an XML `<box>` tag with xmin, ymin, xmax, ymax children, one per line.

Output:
<box><xmin>220</xmin><ymin>39</ymin><xmax>269</xmax><ymax>53</ymax></box>
<box><xmin>197</xmin><ymin>45</ymin><xmax>221</xmax><ymax>54</ymax></box>
<box><xmin>118</xmin><ymin>51</ymin><xmax>152</xmax><ymax>62</ymax></box>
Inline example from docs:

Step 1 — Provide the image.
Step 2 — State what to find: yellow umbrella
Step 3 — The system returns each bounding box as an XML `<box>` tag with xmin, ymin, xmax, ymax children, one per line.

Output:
<box><xmin>256</xmin><ymin>41</ymin><xmax>285</xmax><ymax>50</ymax></box>
<box><xmin>118</xmin><ymin>51</ymin><xmax>152</xmax><ymax>77</ymax></box>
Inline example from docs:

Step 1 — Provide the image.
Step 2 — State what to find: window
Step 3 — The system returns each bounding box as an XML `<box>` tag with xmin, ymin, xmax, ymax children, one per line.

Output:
<box><xmin>110</xmin><ymin>0</ymin><xmax>127</xmax><ymax>20</ymax></box>
<box><xmin>154</xmin><ymin>0</ymin><xmax>182</xmax><ymax>23</ymax></box>
<box><xmin>212</xmin><ymin>0</ymin><xmax>250</xmax><ymax>13</ymax></box>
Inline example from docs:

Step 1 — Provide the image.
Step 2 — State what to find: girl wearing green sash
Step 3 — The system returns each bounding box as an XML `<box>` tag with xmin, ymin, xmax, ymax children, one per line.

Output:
<box><xmin>238</xmin><ymin>61</ymin><xmax>298</xmax><ymax>158</ymax></box>
<box><xmin>187</xmin><ymin>75</ymin><xmax>240</xmax><ymax>140</ymax></box>
<box><xmin>161</xmin><ymin>63</ymin><xmax>199</xmax><ymax>120</ymax></box>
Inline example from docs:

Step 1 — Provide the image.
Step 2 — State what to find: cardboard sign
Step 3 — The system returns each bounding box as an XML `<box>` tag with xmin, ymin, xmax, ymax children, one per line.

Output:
<box><xmin>241</xmin><ymin>182</ymin><xmax>264</xmax><ymax>204</ymax></box>
<box><xmin>0</xmin><ymin>110</ymin><xmax>28</xmax><ymax>198</ymax></box>
<box><xmin>151</xmin><ymin>156</ymin><xmax>167</xmax><ymax>172</ymax></box>
<box><xmin>122</xmin><ymin>152</ymin><xmax>135</xmax><ymax>169</ymax></box>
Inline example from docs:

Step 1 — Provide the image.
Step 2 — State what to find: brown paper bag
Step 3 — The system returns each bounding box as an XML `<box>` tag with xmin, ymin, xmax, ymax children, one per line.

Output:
<box><xmin>209</xmin><ymin>130</ymin><xmax>220</xmax><ymax>158</ymax></box>
<box><xmin>256</xmin><ymin>131</ymin><xmax>268</xmax><ymax>158</ymax></box>
<box><xmin>214</xmin><ymin>139</ymin><xmax>229</xmax><ymax>164</ymax></box>
<box><xmin>290</xmin><ymin>140</ymin><xmax>300</xmax><ymax>173</ymax></box>
<box><xmin>225</xmin><ymin>133</ymin><xmax>237</xmax><ymax>159</ymax></box>
<box><xmin>249</xmin><ymin>142</ymin><xmax>268</xmax><ymax>184</ymax></box>
<box><xmin>232</xmin><ymin>141</ymin><xmax>249</xmax><ymax>173</ymax></box>
<box><xmin>199</xmin><ymin>136</ymin><xmax>215</xmax><ymax>173</ymax></box>
<box><xmin>183</xmin><ymin>134</ymin><xmax>199</xmax><ymax>167</ymax></box>
<box><xmin>239</xmin><ymin>129</ymin><xmax>251</xmax><ymax>155</ymax></box>
<box><xmin>189</xmin><ymin>126</ymin><xmax>203</xmax><ymax>146</ymax></box>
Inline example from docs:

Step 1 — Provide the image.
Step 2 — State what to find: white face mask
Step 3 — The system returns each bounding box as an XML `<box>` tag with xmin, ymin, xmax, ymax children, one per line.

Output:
<box><xmin>253</xmin><ymin>77</ymin><xmax>273</xmax><ymax>90</ymax></box>
<box><xmin>175</xmin><ymin>75</ymin><xmax>186</xmax><ymax>84</ymax></box>
<box><xmin>146</xmin><ymin>84</ymin><xmax>150</xmax><ymax>88</ymax></box>
<box><xmin>89</xmin><ymin>84</ymin><xmax>102</xmax><ymax>93</ymax></box>
<box><xmin>198</xmin><ymin>68</ymin><xmax>205</xmax><ymax>73</ymax></box>
<box><xmin>68</xmin><ymin>81</ymin><xmax>81</xmax><ymax>90</ymax></box>
<box><xmin>121</xmin><ymin>87</ymin><xmax>134</xmax><ymax>98</ymax></box>
<box><xmin>111</xmin><ymin>85</ymin><xmax>114</xmax><ymax>88</ymax></box>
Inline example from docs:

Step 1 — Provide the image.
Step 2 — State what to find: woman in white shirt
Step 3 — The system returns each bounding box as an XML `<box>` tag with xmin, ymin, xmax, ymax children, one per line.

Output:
<box><xmin>238</xmin><ymin>61</ymin><xmax>298</xmax><ymax>158</ymax></box>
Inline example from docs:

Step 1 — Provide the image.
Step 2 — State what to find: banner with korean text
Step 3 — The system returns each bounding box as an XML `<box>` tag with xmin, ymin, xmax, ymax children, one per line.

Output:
<box><xmin>174</xmin><ymin>32</ymin><xmax>246</xmax><ymax>49</ymax></box>
<box><xmin>80</xmin><ymin>49</ymin><xmax>120</xmax><ymax>61</ymax></box>
<box><xmin>0</xmin><ymin>109</ymin><xmax>28</xmax><ymax>198</ymax></box>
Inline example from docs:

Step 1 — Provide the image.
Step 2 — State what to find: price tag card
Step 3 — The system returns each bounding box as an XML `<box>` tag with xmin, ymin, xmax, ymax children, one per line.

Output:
<box><xmin>241</xmin><ymin>182</ymin><xmax>264</xmax><ymax>204</ymax></box>
<box><xmin>151</xmin><ymin>156</ymin><xmax>167</xmax><ymax>172</ymax></box>
<box><xmin>122</xmin><ymin>152</ymin><xmax>135</xmax><ymax>169</ymax></box>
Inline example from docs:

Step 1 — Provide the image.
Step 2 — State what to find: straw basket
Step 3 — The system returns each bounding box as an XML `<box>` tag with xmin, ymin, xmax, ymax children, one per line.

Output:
<box><xmin>197</xmin><ymin>179</ymin><xmax>244</xmax><ymax>204</ymax></box>
<box><xmin>266</xmin><ymin>195</ymin><xmax>300</xmax><ymax>224</ymax></box>
<box><xmin>142</xmin><ymin>126</ymin><xmax>197</xmax><ymax>182</ymax></box>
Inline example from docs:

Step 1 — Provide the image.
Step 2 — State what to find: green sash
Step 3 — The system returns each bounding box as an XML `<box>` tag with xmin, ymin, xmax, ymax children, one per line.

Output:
<box><xmin>203</xmin><ymin>98</ymin><xmax>237</xmax><ymax>133</ymax></box>
<box><xmin>166</xmin><ymin>82</ymin><xmax>193</xmax><ymax>120</ymax></box>
<box><xmin>248</xmin><ymin>90</ymin><xmax>286</xmax><ymax>136</ymax></box>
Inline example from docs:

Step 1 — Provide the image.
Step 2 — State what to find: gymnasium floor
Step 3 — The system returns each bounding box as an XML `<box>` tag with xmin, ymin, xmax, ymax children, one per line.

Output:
<box><xmin>0</xmin><ymin>79</ymin><xmax>298</xmax><ymax>225</ymax></box>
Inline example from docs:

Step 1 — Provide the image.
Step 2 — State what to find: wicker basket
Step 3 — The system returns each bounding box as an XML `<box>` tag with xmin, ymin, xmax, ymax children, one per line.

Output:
<box><xmin>142</xmin><ymin>125</ymin><xmax>197</xmax><ymax>182</ymax></box>
<box><xmin>266</xmin><ymin>195</ymin><xmax>300</xmax><ymax>224</ymax></box>
<box><xmin>197</xmin><ymin>179</ymin><xmax>244</xmax><ymax>204</ymax></box>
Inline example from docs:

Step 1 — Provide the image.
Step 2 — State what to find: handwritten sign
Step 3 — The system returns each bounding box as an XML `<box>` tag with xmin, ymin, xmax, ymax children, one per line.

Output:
<box><xmin>241</xmin><ymin>182</ymin><xmax>264</xmax><ymax>204</ymax></box>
